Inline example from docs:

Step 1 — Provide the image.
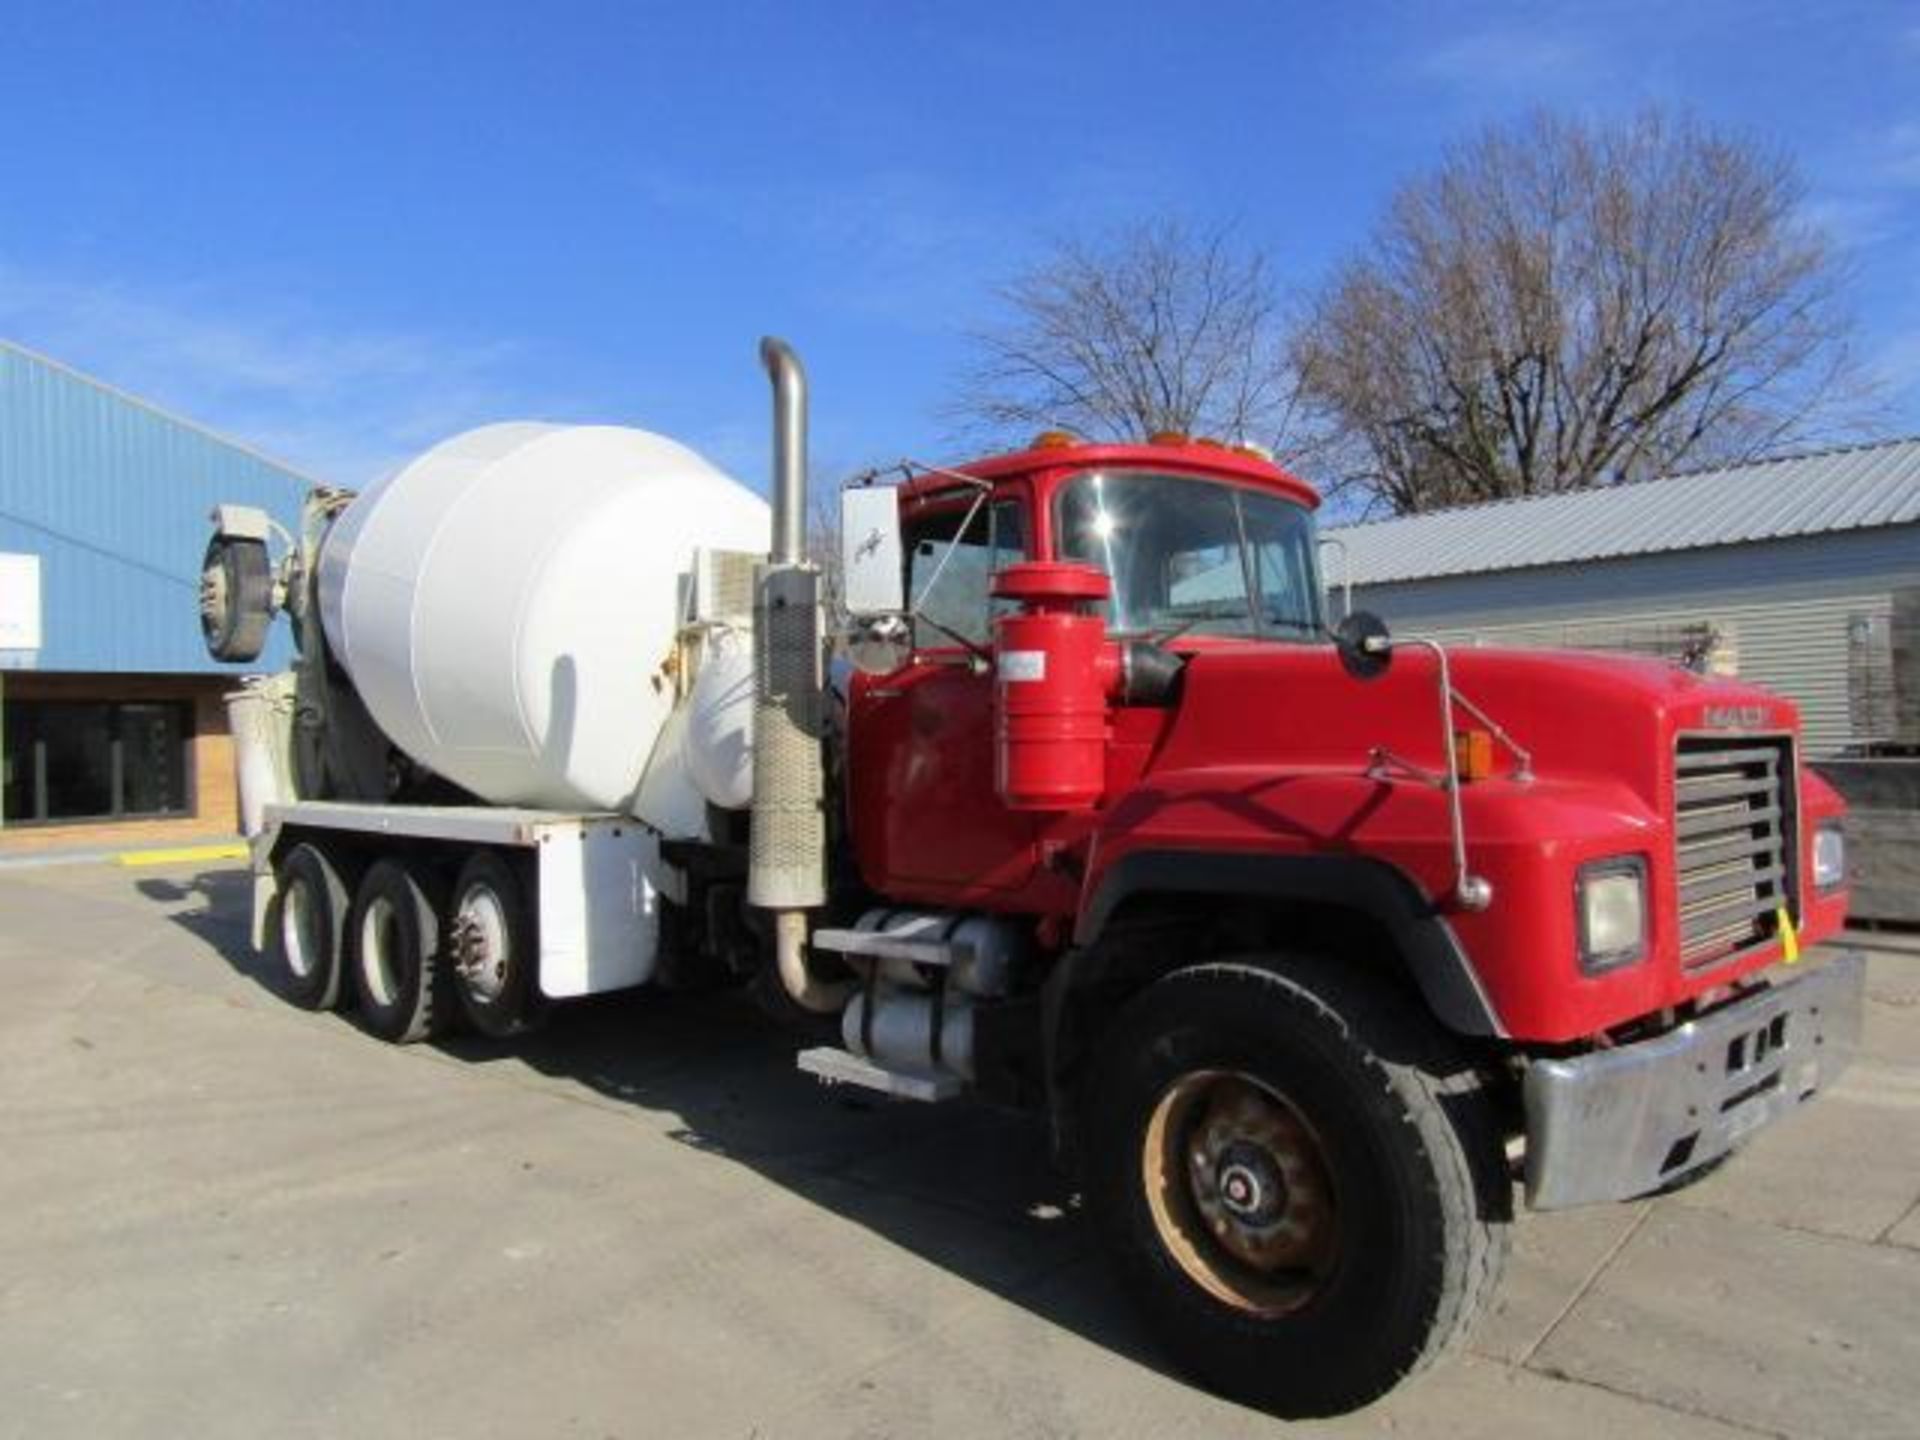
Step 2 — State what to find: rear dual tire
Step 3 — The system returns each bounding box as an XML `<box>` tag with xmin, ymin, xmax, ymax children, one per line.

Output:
<box><xmin>446</xmin><ymin>851</ymin><xmax>543</xmax><ymax>1039</ymax></box>
<box><xmin>270</xmin><ymin>843</ymin><xmax>354</xmax><ymax>1011</ymax></box>
<box><xmin>348</xmin><ymin>858</ymin><xmax>456</xmax><ymax>1044</ymax></box>
<box><xmin>269</xmin><ymin>844</ymin><xmax>542</xmax><ymax>1044</ymax></box>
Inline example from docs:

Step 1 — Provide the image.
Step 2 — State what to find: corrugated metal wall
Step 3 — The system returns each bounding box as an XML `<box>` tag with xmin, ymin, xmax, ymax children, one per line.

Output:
<box><xmin>0</xmin><ymin>343</ymin><xmax>309</xmax><ymax>673</ymax></box>
<box><xmin>1353</xmin><ymin>528</ymin><xmax>1920</xmax><ymax>757</ymax></box>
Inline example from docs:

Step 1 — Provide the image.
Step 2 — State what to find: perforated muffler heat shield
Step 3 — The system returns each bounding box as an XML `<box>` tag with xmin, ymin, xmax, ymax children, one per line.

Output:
<box><xmin>748</xmin><ymin>563</ymin><xmax>827</xmax><ymax>909</ymax></box>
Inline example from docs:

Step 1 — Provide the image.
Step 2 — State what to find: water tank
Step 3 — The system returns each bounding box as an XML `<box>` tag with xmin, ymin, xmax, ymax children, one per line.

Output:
<box><xmin>317</xmin><ymin>423</ymin><xmax>770</xmax><ymax>819</ymax></box>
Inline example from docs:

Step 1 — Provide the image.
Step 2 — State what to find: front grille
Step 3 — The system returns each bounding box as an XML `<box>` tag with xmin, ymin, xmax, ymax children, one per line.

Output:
<box><xmin>1673</xmin><ymin>737</ymin><xmax>1796</xmax><ymax>968</ymax></box>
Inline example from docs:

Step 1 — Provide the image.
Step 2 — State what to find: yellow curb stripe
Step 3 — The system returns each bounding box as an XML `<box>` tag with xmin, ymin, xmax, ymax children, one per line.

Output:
<box><xmin>114</xmin><ymin>843</ymin><xmax>249</xmax><ymax>867</ymax></box>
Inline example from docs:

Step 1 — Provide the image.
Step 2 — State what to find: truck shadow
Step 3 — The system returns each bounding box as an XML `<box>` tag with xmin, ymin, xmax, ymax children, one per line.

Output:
<box><xmin>135</xmin><ymin>868</ymin><xmax>1174</xmax><ymax>1387</ymax></box>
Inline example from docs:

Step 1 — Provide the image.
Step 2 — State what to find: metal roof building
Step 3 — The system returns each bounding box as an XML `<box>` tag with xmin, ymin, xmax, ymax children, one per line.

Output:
<box><xmin>1</xmin><ymin>340</ymin><xmax>311</xmax><ymax>853</ymax></box>
<box><xmin>1323</xmin><ymin>437</ymin><xmax>1920</xmax><ymax>757</ymax></box>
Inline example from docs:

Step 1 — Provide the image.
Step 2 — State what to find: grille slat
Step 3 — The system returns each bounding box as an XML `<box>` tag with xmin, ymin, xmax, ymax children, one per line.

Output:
<box><xmin>1676</xmin><ymin>829</ymin><xmax>1779</xmax><ymax>866</ymax></box>
<box><xmin>1674</xmin><ymin>772</ymin><xmax>1777</xmax><ymax>805</ymax></box>
<box><xmin>1672</xmin><ymin>736</ymin><xmax>1794</xmax><ymax>969</ymax></box>
<box><xmin>1676</xmin><ymin>746</ymin><xmax>1782</xmax><ymax>771</ymax></box>
<box><xmin>1676</xmin><ymin>801</ymin><xmax>1782</xmax><ymax>841</ymax></box>
<box><xmin>1678</xmin><ymin>860</ymin><xmax>1784</xmax><ymax>904</ymax></box>
<box><xmin>1680</xmin><ymin>892</ymin><xmax>1778</xmax><ymax>943</ymax></box>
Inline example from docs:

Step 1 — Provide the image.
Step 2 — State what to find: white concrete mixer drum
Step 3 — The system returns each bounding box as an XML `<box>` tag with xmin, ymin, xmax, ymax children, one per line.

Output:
<box><xmin>316</xmin><ymin>423</ymin><xmax>770</xmax><ymax>820</ymax></box>
<box><xmin>683</xmin><ymin>625</ymin><xmax>757</xmax><ymax>811</ymax></box>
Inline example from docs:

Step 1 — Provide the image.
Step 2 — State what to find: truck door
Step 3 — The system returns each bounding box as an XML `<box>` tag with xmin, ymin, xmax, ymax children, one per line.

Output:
<box><xmin>847</xmin><ymin>493</ymin><xmax>1035</xmax><ymax>896</ymax></box>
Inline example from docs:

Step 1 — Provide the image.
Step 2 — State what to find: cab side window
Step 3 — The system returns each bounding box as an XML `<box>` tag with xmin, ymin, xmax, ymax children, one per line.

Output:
<box><xmin>906</xmin><ymin>498</ymin><xmax>1029</xmax><ymax>649</ymax></box>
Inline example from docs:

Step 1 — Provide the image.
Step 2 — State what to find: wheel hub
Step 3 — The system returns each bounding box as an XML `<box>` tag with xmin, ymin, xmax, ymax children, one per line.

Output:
<box><xmin>452</xmin><ymin>890</ymin><xmax>511</xmax><ymax>1003</ymax></box>
<box><xmin>1144</xmin><ymin>1070</ymin><xmax>1340</xmax><ymax>1316</ymax></box>
<box><xmin>1214</xmin><ymin>1142</ymin><xmax>1286</xmax><ymax>1225</ymax></box>
<box><xmin>281</xmin><ymin>879</ymin><xmax>318</xmax><ymax>980</ymax></box>
<box><xmin>361</xmin><ymin>896</ymin><xmax>403</xmax><ymax>1008</ymax></box>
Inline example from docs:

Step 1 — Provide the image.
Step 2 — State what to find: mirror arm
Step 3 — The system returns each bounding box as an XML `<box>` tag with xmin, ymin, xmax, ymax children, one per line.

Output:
<box><xmin>1318</xmin><ymin>536</ymin><xmax>1353</xmax><ymax>621</ymax></box>
<box><xmin>1396</xmin><ymin>638</ymin><xmax>1492</xmax><ymax>913</ymax></box>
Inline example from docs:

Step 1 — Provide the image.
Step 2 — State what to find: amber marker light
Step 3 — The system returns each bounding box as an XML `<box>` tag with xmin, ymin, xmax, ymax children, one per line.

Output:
<box><xmin>1453</xmin><ymin>729</ymin><xmax>1495</xmax><ymax>782</ymax></box>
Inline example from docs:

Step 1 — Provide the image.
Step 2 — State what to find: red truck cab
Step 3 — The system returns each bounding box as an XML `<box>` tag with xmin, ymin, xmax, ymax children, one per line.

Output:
<box><xmin>827</xmin><ymin>432</ymin><xmax>1863</xmax><ymax>1410</ymax></box>
<box><xmin>846</xmin><ymin>437</ymin><xmax>1851</xmax><ymax>1034</ymax></box>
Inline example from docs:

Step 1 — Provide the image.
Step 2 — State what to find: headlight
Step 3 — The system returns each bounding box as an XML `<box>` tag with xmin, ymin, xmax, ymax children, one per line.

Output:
<box><xmin>1813</xmin><ymin>824</ymin><xmax>1847</xmax><ymax>891</ymax></box>
<box><xmin>1577</xmin><ymin>856</ymin><xmax>1647</xmax><ymax>974</ymax></box>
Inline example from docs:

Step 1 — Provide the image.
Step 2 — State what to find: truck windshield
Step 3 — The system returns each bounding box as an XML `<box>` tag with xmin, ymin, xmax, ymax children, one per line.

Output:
<box><xmin>1055</xmin><ymin>472</ymin><xmax>1323</xmax><ymax>639</ymax></box>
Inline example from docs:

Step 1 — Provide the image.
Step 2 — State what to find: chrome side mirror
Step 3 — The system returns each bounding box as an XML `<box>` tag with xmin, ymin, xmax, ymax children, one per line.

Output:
<box><xmin>840</xmin><ymin>487</ymin><xmax>904</xmax><ymax>617</ymax></box>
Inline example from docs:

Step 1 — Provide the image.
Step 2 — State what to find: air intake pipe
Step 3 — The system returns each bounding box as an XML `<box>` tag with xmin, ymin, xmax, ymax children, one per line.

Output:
<box><xmin>749</xmin><ymin>338</ymin><xmax>848</xmax><ymax>1013</ymax></box>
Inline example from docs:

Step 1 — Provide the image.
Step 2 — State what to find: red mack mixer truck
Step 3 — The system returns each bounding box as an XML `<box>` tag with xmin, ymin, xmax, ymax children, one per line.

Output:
<box><xmin>197</xmin><ymin>338</ymin><xmax>1864</xmax><ymax>1416</ymax></box>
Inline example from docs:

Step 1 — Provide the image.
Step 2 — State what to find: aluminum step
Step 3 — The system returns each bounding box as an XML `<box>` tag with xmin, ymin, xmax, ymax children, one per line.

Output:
<box><xmin>810</xmin><ymin>924</ymin><xmax>967</xmax><ymax>969</ymax></box>
<box><xmin>796</xmin><ymin>1046</ymin><xmax>960</xmax><ymax>1102</ymax></box>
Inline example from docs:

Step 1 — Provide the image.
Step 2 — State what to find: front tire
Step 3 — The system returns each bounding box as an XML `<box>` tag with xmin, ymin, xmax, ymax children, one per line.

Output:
<box><xmin>348</xmin><ymin>858</ymin><xmax>454</xmax><ymax>1044</ymax></box>
<box><xmin>1083</xmin><ymin>957</ymin><xmax>1510</xmax><ymax>1418</ymax></box>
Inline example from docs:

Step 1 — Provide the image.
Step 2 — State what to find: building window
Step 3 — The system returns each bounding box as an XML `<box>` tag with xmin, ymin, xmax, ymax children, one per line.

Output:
<box><xmin>1847</xmin><ymin>611</ymin><xmax>1898</xmax><ymax>745</ymax></box>
<box><xmin>2</xmin><ymin>700</ymin><xmax>192</xmax><ymax>824</ymax></box>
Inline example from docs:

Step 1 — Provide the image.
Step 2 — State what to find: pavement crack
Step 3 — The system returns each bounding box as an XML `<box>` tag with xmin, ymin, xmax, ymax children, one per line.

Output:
<box><xmin>1522</xmin><ymin>1362</ymin><xmax>1793</xmax><ymax>1440</ymax></box>
<box><xmin>1516</xmin><ymin>1203</ymin><xmax>1651</xmax><ymax>1369</ymax></box>
<box><xmin>1876</xmin><ymin>1193</ymin><xmax>1920</xmax><ymax>1246</ymax></box>
<box><xmin>1671</xmin><ymin>1193</ymin><xmax>1920</xmax><ymax>1255</ymax></box>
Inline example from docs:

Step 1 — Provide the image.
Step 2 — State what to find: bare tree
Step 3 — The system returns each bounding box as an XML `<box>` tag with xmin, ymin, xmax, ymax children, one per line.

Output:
<box><xmin>806</xmin><ymin>484</ymin><xmax>842</xmax><ymax>617</ymax></box>
<box><xmin>954</xmin><ymin>221</ymin><xmax>1311</xmax><ymax>455</ymax></box>
<box><xmin>1295</xmin><ymin>109</ymin><xmax>1868</xmax><ymax>514</ymax></box>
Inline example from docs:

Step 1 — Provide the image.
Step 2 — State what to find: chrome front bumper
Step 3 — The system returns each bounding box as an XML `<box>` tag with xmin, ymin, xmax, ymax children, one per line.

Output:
<box><xmin>1523</xmin><ymin>950</ymin><xmax>1866</xmax><ymax>1210</ymax></box>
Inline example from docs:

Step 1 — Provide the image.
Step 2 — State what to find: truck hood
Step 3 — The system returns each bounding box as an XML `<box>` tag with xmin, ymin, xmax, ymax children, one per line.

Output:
<box><xmin>1115</xmin><ymin>639</ymin><xmax>1845</xmax><ymax>1042</ymax></box>
<box><xmin>1154</xmin><ymin>640</ymin><xmax>1801</xmax><ymax>810</ymax></box>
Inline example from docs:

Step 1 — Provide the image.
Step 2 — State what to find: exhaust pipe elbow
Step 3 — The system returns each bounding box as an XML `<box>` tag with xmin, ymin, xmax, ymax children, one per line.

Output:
<box><xmin>774</xmin><ymin>910</ymin><xmax>853</xmax><ymax>1015</ymax></box>
<box><xmin>760</xmin><ymin>336</ymin><xmax>807</xmax><ymax>566</ymax></box>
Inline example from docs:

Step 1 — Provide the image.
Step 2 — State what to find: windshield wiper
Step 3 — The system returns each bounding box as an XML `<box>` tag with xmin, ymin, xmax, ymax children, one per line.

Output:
<box><xmin>1261</xmin><ymin>614</ymin><xmax>1321</xmax><ymax>635</ymax></box>
<box><xmin>1146</xmin><ymin>602</ymin><xmax>1247</xmax><ymax>646</ymax></box>
<box><xmin>913</xmin><ymin>612</ymin><xmax>992</xmax><ymax>662</ymax></box>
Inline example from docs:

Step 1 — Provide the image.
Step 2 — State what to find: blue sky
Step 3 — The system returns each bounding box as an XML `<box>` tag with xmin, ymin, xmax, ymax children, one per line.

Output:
<box><xmin>1</xmin><ymin>0</ymin><xmax>1916</xmax><ymax>494</ymax></box>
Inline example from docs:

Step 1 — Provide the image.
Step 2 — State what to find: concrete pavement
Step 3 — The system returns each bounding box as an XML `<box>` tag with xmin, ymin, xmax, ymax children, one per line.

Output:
<box><xmin>1</xmin><ymin>860</ymin><xmax>1915</xmax><ymax>1439</ymax></box>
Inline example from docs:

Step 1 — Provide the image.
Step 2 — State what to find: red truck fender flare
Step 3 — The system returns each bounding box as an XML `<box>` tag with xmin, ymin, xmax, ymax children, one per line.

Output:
<box><xmin>1062</xmin><ymin>849</ymin><xmax>1506</xmax><ymax>1040</ymax></box>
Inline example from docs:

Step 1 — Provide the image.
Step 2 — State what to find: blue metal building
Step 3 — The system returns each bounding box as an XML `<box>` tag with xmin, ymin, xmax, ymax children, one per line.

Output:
<box><xmin>1</xmin><ymin>339</ymin><xmax>312</xmax><ymax>851</ymax></box>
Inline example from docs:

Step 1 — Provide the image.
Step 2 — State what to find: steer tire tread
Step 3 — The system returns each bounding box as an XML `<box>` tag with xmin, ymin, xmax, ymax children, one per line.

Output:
<box><xmin>1084</xmin><ymin>955</ymin><xmax>1511</xmax><ymax>1416</ymax></box>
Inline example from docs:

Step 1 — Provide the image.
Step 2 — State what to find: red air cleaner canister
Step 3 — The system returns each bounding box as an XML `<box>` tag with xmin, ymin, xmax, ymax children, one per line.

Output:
<box><xmin>991</xmin><ymin>561</ymin><xmax>1114</xmax><ymax>811</ymax></box>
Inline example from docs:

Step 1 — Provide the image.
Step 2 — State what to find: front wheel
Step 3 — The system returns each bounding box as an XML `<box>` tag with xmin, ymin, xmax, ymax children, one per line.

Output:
<box><xmin>1083</xmin><ymin>958</ymin><xmax>1510</xmax><ymax>1418</ymax></box>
